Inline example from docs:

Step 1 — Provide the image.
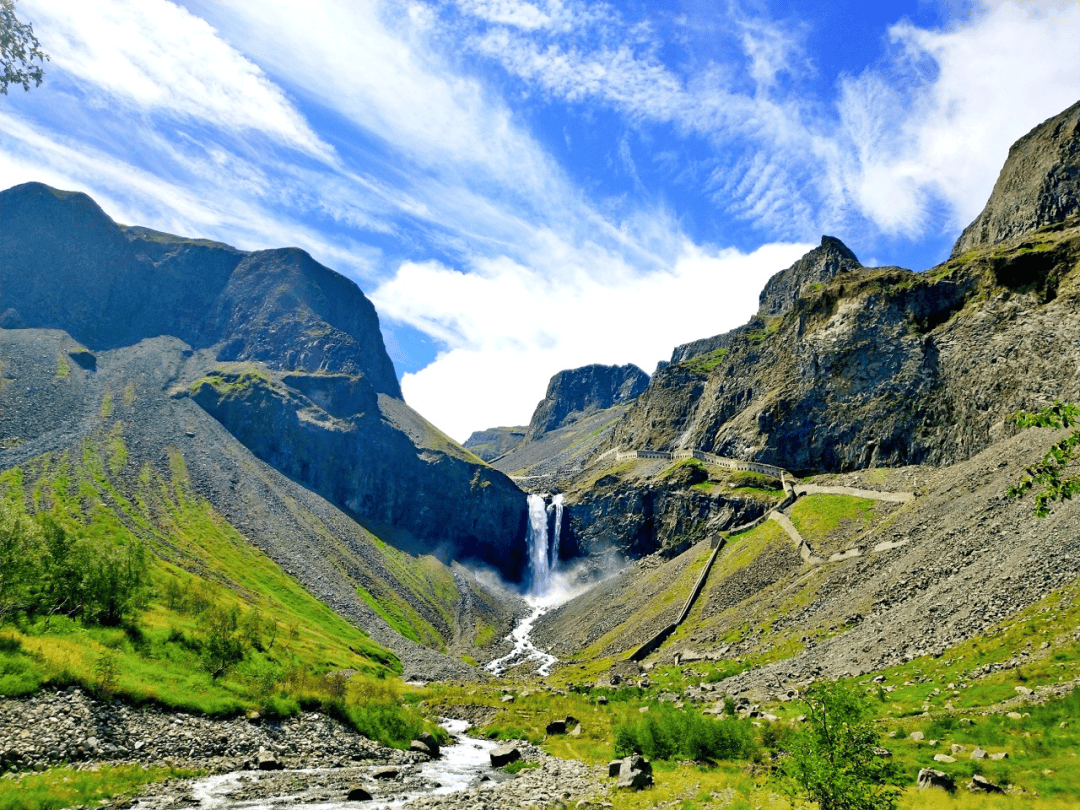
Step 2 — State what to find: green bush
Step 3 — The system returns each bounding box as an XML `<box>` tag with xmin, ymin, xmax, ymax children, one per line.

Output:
<box><xmin>613</xmin><ymin>705</ymin><xmax>755</xmax><ymax>762</ymax></box>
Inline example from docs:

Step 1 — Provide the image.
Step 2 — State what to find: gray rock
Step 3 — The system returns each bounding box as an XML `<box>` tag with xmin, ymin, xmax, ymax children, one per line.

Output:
<box><xmin>917</xmin><ymin>768</ymin><xmax>955</xmax><ymax>792</ymax></box>
<box><xmin>257</xmin><ymin>748</ymin><xmax>282</xmax><ymax>771</ymax></box>
<box><xmin>952</xmin><ymin>100</ymin><xmax>1080</xmax><ymax>257</ymax></box>
<box><xmin>346</xmin><ymin>786</ymin><xmax>372</xmax><ymax>801</ymax></box>
<box><xmin>967</xmin><ymin>775</ymin><xmax>1004</xmax><ymax>794</ymax></box>
<box><xmin>545</xmin><ymin>720</ymin><xmax>566</xmax><ymax>735</ymax></box>
<box><xmin>490</xmin><ymin>745</ymin><xmax>521</xmax><ymax>768</ymax></box>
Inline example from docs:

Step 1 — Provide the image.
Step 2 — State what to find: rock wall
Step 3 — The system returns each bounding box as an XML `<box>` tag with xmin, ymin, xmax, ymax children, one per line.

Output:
<box><xmin>525</xmin><ymin>364</ymin><xmax>649</xmax><ymax>441</ymax></box>
<box><xmin>952</xmin><ymin>100</ymin><xmax>1080</xmax><ymax>257</ymax></box>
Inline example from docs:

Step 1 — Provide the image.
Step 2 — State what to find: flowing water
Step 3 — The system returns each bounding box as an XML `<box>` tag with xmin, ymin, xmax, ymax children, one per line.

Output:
<box><xmin>173</xmin><ymin>719</ymin><xmax>498</xmax><ymax>810</ymax></box>
<box><xmin>484</xmin><ymin>493</ymin><xmax>571</xmax><ymax>677</ymax></box>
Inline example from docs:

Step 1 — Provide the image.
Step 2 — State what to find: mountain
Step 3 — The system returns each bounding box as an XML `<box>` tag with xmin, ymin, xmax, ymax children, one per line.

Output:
<box><xmin>524</xmin><ymin>363</ymin><xmax>649</xmax><ymax>441</ymax></box>
<box><xmin>0</xmin><ymin>182</ymin><xmax>528</xmax><ymax>581</ymax></box>
<box><xmin>526</xmin><ymin>99</ymin><xmax>1080</xmax><ymax>686</ymax></box>
<box><xmin>462</xmin><ymin>426</ymin><xmax>527</xmax><ymax>462</ymax></box>
<box><xmin>465</xmin><ymin>364</ymin><xmax>650</xmax><ymax>487</ymax></box>
<box><xmin>952</xmin><ymin>99</ymin><xmax>1080</xmax><ymax>257</ymax></box>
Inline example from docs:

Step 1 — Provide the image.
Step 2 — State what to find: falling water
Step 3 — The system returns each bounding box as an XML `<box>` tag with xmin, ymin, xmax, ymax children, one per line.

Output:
<box><xmin>526</xmin><ymin>493</ymin><xmax>551</xmax><ymax>596</ymax></box>
<box><xmin>548</xmin><ymin>493</ymin><xmax>564</xmax><ymax>573</ymax></box>
<box><xmin>484</xmin><ymin>493</ymin><xmax>566</xmax><ymax>677</ymax></box>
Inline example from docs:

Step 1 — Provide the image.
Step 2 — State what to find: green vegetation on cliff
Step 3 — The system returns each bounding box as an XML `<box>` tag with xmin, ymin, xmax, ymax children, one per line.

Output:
<box><xmin>0</xmin><ymin>422</ymin><xmax>448</xmax><ymax>749</ymax></box>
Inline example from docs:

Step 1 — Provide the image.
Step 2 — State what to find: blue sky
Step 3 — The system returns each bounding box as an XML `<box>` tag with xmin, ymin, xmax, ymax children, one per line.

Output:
<box><xmin>2</xmin><ymin>0</ymin><xmax>1078</xmax><ymax>441</ymax></box>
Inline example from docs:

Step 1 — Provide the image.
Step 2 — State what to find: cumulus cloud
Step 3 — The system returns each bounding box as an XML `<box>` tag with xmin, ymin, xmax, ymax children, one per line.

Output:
<box><xmin>373</xmin><ymin>240</ymin><xmax>811</xmax><ymax>441</ymax></box>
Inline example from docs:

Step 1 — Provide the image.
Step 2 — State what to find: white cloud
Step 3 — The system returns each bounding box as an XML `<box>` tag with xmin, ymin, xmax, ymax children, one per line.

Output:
<box><xmin>20</xmin><ymin>0</ymin><xmax>331</xmax><ymax>160</ymax></box>
<box><xmin>375</xmin><ymin>240</ymin><xmax>811</xmax><ymax>441</ymax></box>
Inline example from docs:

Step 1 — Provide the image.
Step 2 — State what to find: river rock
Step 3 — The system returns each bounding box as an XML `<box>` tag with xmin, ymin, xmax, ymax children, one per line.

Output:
<box><xmin>346</xmin><ymin>786</ymin><xmax>373</xmax><ymax>801</ymax></box>
<box><xmin>409</xmin><ymin>740</ymin><xmax>433</xmax><ymax>757</ymax></box>
<box><xmin>917</xmin><ymin>768</ymin><xmax>955</xmax><ymax>792</ymax></box>
<box><xmin>417</xmin><ymin>733</ymin><xmax>441</xmax><ymax>757</ymax></box>
<box><xmin>373</xmin><ymin>767</ymin><xmax>399</xmax><ymax>779</ymax></box>
<box><xmin>490</xmin><ymin>745</ymin><xmax>521</xmax><ymax>767</ymax></box>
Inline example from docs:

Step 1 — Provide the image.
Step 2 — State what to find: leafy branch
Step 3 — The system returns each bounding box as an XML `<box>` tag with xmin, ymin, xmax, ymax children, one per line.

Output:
<box><xmin>1007</xmin><ymin>400</ymin><xmax>1080</xmax><ymax>517</ymax></box>
<box><xmin>1</xmin><ymin>0</ymin><xmax>48</xmax><ymax>94</ymax></box>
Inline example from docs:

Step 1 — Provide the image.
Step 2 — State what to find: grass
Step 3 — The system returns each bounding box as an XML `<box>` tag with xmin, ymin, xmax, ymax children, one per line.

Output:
<box><xmin>683</xmin><ymin>348</ymin><xmax>728</xmax><ymax>375</ymax></box>
<box><xmin>0</xmin><ymin>764</ymin><xmax>200</xmax><ymax>810</ymax></box>
<box><xmin>788</xmin><ymin>494</ymin><xmax>878</xmax><ymax>545</ymax></box>
<box><xmin>0</xmin><ymin>420</ymin><xmax>461</xmax><ymax>749</ymax></box>
<box><xmin>53</xmin><ymin>352</ymin><xmax>69</xmax><ymax>380</ymax></box>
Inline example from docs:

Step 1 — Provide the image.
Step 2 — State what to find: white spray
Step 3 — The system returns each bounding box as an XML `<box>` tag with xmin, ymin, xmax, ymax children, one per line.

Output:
<box><xmin>526</xmin><ymin>493</ymin><xmax>552</xmax><ymax>597</ymax></box>
<box><xmin>548</xmin><ymin>493</ymin><xmax>565</xmax><ymax>574</ymax></box>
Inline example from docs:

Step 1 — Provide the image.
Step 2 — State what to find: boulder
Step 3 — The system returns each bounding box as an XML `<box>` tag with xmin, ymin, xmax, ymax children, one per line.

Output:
<box><xmin>417</xmin><ymin>732</ymin><xmax>440</xmax><ymax>757</ymax></box>
<box><xmin>967</xmin><ymin>775</ymin><xmax>1004</xmax><ymax>794</ymax></box>
<box><xmin>970</xmin><ymin>747</ymin><xmax>987</xmax><ymax>760</ymax></box>
<box><xmin>950</xmin><ymin>744</ymin><xmax>966</xmax><ymax>754</ymax></box>
<box><xmin>618</xmin><ymin>769</ymin><xmax>653</xmax><ymax>790</ymax></box>
<box><xmin>570</xmin><ymin>724</ymin><xmax>583</xmax><ymax>737</ymax></box>
<box><xmin>596</xmin><ymin>696</ymin><xmax>608</xmax><ymax>706</ymax></box>
<box><xmin>910</xmin><ymin>731</ymin><xmax>924</xmax><ymax>742</ymax></box>
<box><xmin>257</xmin><ymin>748</ymin><xmax>282</xmax><ymax>771</ymax></box>
<box><xmin>917</xmin><ymin>768</ymin><xmax>956</xmax><ymax>792</ymax></box>
<box><xmin>607</xmin><ymin>760</ymin><xmax>622</xmax><ymax>778</ymax></box>
<box><xmin>546</xmin><ymin>720</ymin><xmax>567</xmax><ymax>735</ymax></box>
<box><xmin>990</xmin><ymin>752</ymin><xmax>1010</xmax><ymax>760</ymax></box>
<box><xmin>616</xmin><ymin>757</ymin><xmax>655</xmax><ymax>791</ymax></box>
<box><xmin>622</xmin><ymin>755</ymin><xmax>652</xmax><ymax>776</ymax></box>
<box><xmin>346</xmin><ymin>787</ymin><xmax>373</xmax><ymax>801</ymax></box>
<box><xmin>409</xmin><ymin>740</ymin><xmax>433</xmax><ymax>757</ymax></box>
<box><xmin>490</xmin><ymin>745</ymin><xmax>521</xmax><ymax>768</ymax></box>
<box><xmin>372</xmin><ymin>767</ymin><xmax>398</xmax><ymax>780</ymax></box>
<box><xmin>933</xmin><ymin>754</ymin><xmax>956</xmax><ymax>763</ymax></box>
<box><xmin>501</xmin><ymin>694</ymin><xmax>515</xmax><ymax>704</ymax></box>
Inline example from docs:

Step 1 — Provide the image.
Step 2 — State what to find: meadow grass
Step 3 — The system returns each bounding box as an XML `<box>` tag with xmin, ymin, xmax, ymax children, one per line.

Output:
<box><xmin>0</xmin><ymin>764</ymin><xmax>200</xmax><ymax>810</ymax></box>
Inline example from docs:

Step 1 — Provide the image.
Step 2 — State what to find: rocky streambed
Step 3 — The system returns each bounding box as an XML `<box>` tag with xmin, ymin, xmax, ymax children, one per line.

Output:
<box><xmin>0</xmin><ymin>689</ymin><xmax>604</xmax><ymax>810</ymax></box>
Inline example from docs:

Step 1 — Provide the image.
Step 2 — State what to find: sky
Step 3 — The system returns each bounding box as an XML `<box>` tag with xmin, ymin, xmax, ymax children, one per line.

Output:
<box><xmin>2</xmin><ymin>1</ymin><xmax>1079</xmax><ymax>442</ymax></box>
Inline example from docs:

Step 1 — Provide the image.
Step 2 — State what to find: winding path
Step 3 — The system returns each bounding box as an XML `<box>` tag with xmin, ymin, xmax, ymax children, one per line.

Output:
<box><xmin>625</xmin><ymin>462</ymin><xmax>919</xmax><ymax>662</ymax></box>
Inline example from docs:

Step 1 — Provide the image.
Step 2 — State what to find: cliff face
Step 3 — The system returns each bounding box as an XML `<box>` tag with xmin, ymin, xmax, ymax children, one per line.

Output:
<box><xmin>952</xmin><ymin>100</ymin><xmax>1080</xmax><ymax>257</ymax></box>
<box><xmin>0</xmin><ymin>182</ymin><xmax>527</xmax><ymax>579</ymax></box>
<box><xmin>607</xmin><ymin>101</ymin><xmax>1080</xmax><ymax>474</ymax></box>
<box><xmin>611</xmin><ymin>228</ymin><xmax>1080</xmax><ymax>473</ymax></box>
<box><xmin>525</xmin><ymin>363</ymin><xmax>649</xmax><ymax>441</ymax></box>
<box><xmin>758</xmin><ymin>235</ymin><xmax>863</xmax><ymax>317</ymax></box>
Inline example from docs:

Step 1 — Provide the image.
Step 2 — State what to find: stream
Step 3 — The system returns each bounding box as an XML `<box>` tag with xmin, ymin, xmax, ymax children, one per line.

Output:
<box><xmin>484</xmin><ymin>600</ymin><xmax>558</xmax><ymax>677</ymax></box>
<box><xmin>149</xmin><ymin>719</ymin><xmax>502</xmax><ymax>810</ymax></box>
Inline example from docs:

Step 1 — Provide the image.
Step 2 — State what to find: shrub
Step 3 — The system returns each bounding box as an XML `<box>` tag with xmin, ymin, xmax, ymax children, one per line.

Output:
<box><xmin>776</xmin><ymin>681</ymin><xmax>902</xmax><ymax>810</ymax></box>
<box><xmin>613</xmin><ymin>705</ymin><xmax>755</xmax><ymax>762</ymax></box>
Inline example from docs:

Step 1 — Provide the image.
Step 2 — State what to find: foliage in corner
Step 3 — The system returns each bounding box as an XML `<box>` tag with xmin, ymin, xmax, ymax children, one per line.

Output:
<box><xmin>776</xmin><ymin>681</ymin><xmax>901</xmax><ymax>810</ymax></box>
<box><xmin>0</xmin><ymin>0</ymin><xmax>48</xmax><ymax>94</ymax></box>
<box><xmin>1008</xmin><ymin>400</ymin><xmax>1080</xmax><ymax>517</ymax></box>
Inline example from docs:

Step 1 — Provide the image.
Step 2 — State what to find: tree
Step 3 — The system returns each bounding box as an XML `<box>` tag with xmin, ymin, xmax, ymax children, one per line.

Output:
<box><xmin>777</xmin><ymin>681</ymin><xmax>901</xmax><ymax>810</ymax></box>
<box><xmin>1</xmin><ymin>0</ymin><xmax>48</xmax><ymax>94</ymax></box>
<box><xmin>1008</xmin><ymin>400</ymin><xmax>1080</xmax><ymax>517</ymax></box>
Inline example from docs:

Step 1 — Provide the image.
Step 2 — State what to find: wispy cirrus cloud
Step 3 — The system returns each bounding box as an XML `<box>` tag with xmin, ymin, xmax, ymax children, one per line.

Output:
<box><xmin>21</xmin><ymin>0</ymin><xmax>332</xmax><ymax>161</ymax></box>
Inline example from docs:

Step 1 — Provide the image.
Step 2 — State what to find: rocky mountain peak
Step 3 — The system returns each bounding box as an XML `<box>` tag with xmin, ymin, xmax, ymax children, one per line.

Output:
<box><xmin>952</xmin><ymin>99</ymin><xmax>1080</xmax><ymax>257</ymax></box>
<box><xmin>526</xmin><ymin>363</ymin><xmax>649</xmax><ymax>441</ymax></box>
<box><xmin>758</xmin><ymin>235</ymin><xmax>862</xmax><ymax>317</ymax></box>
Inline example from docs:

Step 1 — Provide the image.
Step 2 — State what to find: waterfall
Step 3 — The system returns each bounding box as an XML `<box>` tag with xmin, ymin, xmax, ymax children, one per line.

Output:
<box><xmin>548</xmin><ymin>494</ymin><xmax>564</xmax><ymax>572</ymax></box>
<box><xmin>526</xmin><ymin>494</ymin><xmax>552</xmax><ymax>597</ymax></box>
